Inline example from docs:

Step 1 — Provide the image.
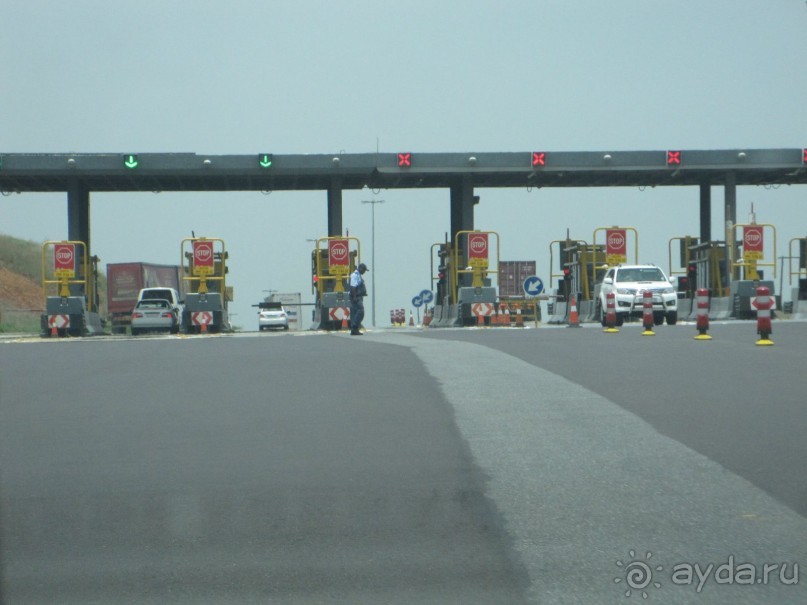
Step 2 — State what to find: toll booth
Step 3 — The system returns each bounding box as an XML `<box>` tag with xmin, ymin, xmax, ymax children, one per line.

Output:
<box><xmin>728</xmin><ymin>220</ymin><xmax>776</xmax><ymax>319</ymax></box>
<box><xmin>549</xmin><ymin>238</ymin><xmax>607</xmax><ymax>303</ymax></box>
<box><xmin>670</xmin><ymin>213</ymin><xmax>778</xmax><ymax>320</ymax></box>
<box><xmin>429</xmin><ymin>231</ymin><xmax>500</xmax><ymax>326</ymax></box>
<box><xmin>310</xmin><ymin>236</ymin><xmax>360</xmax><ymax>330</ymax></box>
<box><xmin>181</xmin><ymin>237</ymin><xmax>232</xmax><ymax>333</ymax></box>
<box><xmin>40</xmin><ymin>240</ymin><xmax>104</xmax><ymax>337</ymax></box>
<box><xmin>545</xmin><ymin>228</ymin><xmax>636</xmax><ymax>324</ymax></box>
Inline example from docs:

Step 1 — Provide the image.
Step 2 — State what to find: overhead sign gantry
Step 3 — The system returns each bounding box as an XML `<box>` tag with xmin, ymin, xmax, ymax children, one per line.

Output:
<box><xmin>2</xmin><ymin>148</ymin><xmax>805</xmax><ymax>297</ymax></box>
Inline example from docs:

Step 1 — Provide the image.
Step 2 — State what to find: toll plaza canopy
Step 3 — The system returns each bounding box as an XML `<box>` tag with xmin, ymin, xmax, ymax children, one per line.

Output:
<box><xmin>1</xmin><ymin>149</ymin><xmax>806</xmax><ymax>192</ymax></box>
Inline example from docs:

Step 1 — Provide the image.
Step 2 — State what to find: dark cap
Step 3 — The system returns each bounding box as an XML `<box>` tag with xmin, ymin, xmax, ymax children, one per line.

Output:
<box><xmin>358</xmin><ymin>263</ymin><xmax>369</xmax><ymax>272</ymax></box>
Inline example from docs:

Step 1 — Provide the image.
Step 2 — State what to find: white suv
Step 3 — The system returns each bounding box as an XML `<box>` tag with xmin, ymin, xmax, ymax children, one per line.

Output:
<box><xmin>598</xmin><ymin>265</ymin><xmax>678</xmax><ymax>326</ymax></box>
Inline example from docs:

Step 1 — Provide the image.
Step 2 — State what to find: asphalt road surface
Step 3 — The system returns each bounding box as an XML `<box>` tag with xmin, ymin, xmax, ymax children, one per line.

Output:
<box><xmin>1</xmin><ymin>322</ymin><xmax>806</xmax><ymax>604</ymax></box>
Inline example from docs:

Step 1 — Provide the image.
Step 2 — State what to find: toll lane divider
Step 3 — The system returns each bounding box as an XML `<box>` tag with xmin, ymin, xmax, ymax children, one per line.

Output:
<box><xmin>547</xmin><ymin>302</ymin><xmax>567</xmax><ymax>325</ymax></box>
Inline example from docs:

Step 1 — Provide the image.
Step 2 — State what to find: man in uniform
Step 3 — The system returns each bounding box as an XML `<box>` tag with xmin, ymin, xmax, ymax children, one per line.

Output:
<box><xmin>349</xmin><ymin>262</ymin><xmax>369</xmax><ymax>335</ymax></box>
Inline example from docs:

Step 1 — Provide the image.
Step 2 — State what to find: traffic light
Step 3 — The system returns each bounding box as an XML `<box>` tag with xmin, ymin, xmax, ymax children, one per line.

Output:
<box><xmin>436</xmin><ymin>265</ymin><xmax>447</xmax><ymax>301</ymax></box>
<box><xmin>258</xmin><ymin>154</ymin><xmax>273</xmax><ymax>168</ymax></box>
<box><xmin>397</xmin><ymin>152</ymin><xmax>412</xmax><ymax>167</ymax></box>
<box><xmin>687</xmin><ymin>263</ymin><xmax>697</xmax><ymax>290</ymax></box>
<box><xmin>123</xmin><ymin>154</ymin><xmax>139</xmax><ymax>169</ymax></box>
<box><xmin>562</xmin><ymin>267</ymin><xmax>572</xmax><ymax>298</ymax></box>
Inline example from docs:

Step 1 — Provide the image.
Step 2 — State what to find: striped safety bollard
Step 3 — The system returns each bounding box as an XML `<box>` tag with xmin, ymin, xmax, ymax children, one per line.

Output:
<box><xmin>694</xmin><ymin>288</ymin><xmax>712</xmax><ymax>340</ymax></box>
<box><xmin>641</xmin><ymin>290</ymin><xmax>655</xmax><ymax>336</ymax></box>
<box><xmin>752</xmin><ymin>286</ymin><xmax>774</xmax><ymax>346</ymax></box>
<box><xmin>604</xmin><ymin>292</ymin><xmax>619</xmax><ymax>333</ymax></box>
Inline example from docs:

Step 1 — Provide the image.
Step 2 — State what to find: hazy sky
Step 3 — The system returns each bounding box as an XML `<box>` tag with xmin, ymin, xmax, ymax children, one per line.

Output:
<box><xmin>2</xmin><ymin>1</ymin><xmax>806</xmax><ymax>327</ymax></box>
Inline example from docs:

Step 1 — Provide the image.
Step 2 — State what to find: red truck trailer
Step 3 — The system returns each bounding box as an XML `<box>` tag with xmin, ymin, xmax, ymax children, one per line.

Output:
<box><xmin>106</xmin><ymin>263</ymin><xmax>183</xmax><ymax>334</ymax></box>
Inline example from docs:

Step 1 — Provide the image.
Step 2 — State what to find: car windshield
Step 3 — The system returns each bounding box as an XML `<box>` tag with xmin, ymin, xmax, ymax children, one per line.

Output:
<box><xmin>616</xmin><ymin>268</ymin><xmax>665</xmax><ymax>282</ymax></box>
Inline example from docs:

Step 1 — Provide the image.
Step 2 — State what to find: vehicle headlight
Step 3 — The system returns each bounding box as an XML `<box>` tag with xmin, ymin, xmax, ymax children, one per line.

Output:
<box><xmin>662</xmin><ymin>287</ymin><xmax>675</xmax><ymax>294</ymax></box>
<box><xmin>616</xmin><ymin>288</ymin><xmax>635</xmax><ymax>295</ymax></box>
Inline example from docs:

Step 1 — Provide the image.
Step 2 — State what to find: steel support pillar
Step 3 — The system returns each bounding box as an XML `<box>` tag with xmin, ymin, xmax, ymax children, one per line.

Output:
<box><xmin>724</xmin><ymin>172</ymin><xmax>738</xmax><ymax>281</ymax></box>
<box><xmin>67</xmin><ymin>180</ymin><xmax>90</xmax><ymax>252</ymax></box>
<box><xmin>450</xmin><ymin>177</ymin><xmax>475</xmax><ymax>237</ymax></box>
<box><xmin>699</xmin><ymin>183</ymin><xmax>711</xmax><ymax>243</ymax></box>
<box><xmin>66</xmin><ymin>180</ymin><xmax>90</xmax><ymax>301</ymax></box>
<box><xmin>327</xmin><ymin>179</ymin><xmax>343</xmax><ymax>237</ymax></box>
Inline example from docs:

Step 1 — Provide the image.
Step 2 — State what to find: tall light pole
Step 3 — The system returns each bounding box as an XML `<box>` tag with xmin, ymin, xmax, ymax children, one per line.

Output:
<box><xmin>361</xmin><ymin>199</ymin><xmax>384</xmax><ymax>327</ymax></box>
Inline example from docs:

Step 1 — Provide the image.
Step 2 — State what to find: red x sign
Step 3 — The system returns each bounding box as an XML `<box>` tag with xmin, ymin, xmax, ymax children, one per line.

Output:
<box><xmin>397</xmin><ymin>152</ymin><xmax>412</xmax><ymax>167</ymax></box>
<box><xmin>803</xmin><ymin>148</ymin><xmax>807</xmax><ymax>164</ymax></box>
<box><xmin>531</xmin><ymin>152</ymin><xmax>546</xmax><ymax>167</ymax></box>
<box><xmin>667</xmin><ymin>150</ymin><xmax>681</xmax><ymax>165</ymax></box>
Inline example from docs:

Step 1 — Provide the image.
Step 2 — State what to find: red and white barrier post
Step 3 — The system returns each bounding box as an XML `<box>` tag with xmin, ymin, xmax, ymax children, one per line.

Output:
<box><xmin>752</xmin><ymin>286</ymin><xmax>774</xmax><ymax>346</ymax></box>
<box><xmin>694</xmin><ymin>288</ymin><xmax>712</xmax><ymax>340</ymax></box>
<box><xmin>641</xmin><ymin>290</ymin><xmax>655</xmax><ymax>336</ymax></box>
<box><xmin>604</xmin><ymin>292</ymin><xmax>619</xmax><ymax>333</ymax></box>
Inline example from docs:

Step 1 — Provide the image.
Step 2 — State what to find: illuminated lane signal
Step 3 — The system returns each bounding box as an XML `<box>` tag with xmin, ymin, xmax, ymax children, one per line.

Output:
<box><xmin>531</xmin><ymin>152</ymin><xmax>546</xmax><ymax>167</ymax></box>
<box><xmin>259</xmin><ymin>153</ymin><xmax>273</xmax><ymax>168</ymax></box>
<box><xmin>803</xmin><ymin>148</ymin><xmax>807</xmax><ymax>164</ymax></box>
<box><xmin>123</xmin><ymin>154</ymin><xmax>139</xmax><ymax>169</ymax></box>
<box><xmin>397</xmin><ymin>152</ymin><xmax>412</xmax><ymax>168</ymax></box>
<box><xmin>667</xmin><ymin>150</ymin><xmax>681</xmax><ymax>166</ymax></box>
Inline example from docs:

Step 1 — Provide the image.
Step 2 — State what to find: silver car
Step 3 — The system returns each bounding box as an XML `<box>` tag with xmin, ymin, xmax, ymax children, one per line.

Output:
<box><xmin>258</xmin><ymin>302</ymin><xmax>289</xmax><ymax>331</ymax></box>
<box><xmin>131</xmin><ymin>299</ymin><xmax>180</xmax><ymax>335</ymax></box>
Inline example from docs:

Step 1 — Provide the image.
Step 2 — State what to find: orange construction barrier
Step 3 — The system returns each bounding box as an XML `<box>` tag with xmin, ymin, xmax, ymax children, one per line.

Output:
<box><xmin>567</xmin><ymin>296</ymin><xmax>581</xmax><ymax>328</ymax></box>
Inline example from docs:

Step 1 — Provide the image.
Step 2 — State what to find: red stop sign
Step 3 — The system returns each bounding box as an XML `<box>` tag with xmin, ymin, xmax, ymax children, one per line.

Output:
<box><xmin>54</xmin><ymin>244</ymin><xmax>75</xmax><ymax>272</ymax></box>
<box><xmin>606</xmin><ymin>229</ymin><xmax>627</xmax><ymax>257</ymax></box>
<box><xmin>743</xmin><ymin>226</ymin><xmax>764</xmax><ymax>253</ymax></box>
<box><xmin>329</xmin><ymin>239</ymin><xmax>349</xmax><ymax>266</ymax></box>
<box><xmin>193</xmin><ymin>241</ymin><xmax>214</xmax><ymax>268</ymax></box>
<box><xmin>468</xmin><ymin>233</ymin><xmax>489</xmax><ymax>260</ymax></box>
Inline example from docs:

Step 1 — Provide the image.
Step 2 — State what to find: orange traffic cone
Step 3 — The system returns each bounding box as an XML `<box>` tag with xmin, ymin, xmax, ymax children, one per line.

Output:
<box><xmin>341</xmin><ymin>314</ymin><xmax>349</xmax><ymax>330</ymax></box>
<box><xmin>515</xmin><ymin>305</ymin><xmax>524</xmax><ymax>327</ymax></box>
<box><xmin>503</xmin><ymin>304</ymin><xmax>511</xmax><ymax>326</ymax></box>
<box><xmin>568</xmin><ymin>295</ymin><xmax>581</xmax><ymax>328</ymax></box>
<box><xmin>409</xmin><ymin>311</ymin><xmax>415</xmax><ymax>327</ymax></box>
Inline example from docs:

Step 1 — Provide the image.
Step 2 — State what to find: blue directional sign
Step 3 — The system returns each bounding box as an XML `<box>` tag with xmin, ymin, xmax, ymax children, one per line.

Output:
<box><xmin>412</xmin><ymin>295</ymin><xmax>424</xmax><ymax>308</ymax></box>
<box><xmin>420</xmin><ymin>289</ymin><xmax>434</xmax><ymax>305</ymax></box>
<box><xmin>523</xmin><ymin>275</ymin><xmax>544</xmax><ymax>297</ymax></box>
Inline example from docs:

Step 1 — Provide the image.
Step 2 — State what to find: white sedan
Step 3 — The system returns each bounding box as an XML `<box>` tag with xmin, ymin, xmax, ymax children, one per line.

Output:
<box><xmin>258</xmin><ymin>303</ymin><xmax>289</xmax><ymax>331</ymax></box>
<box><xmin>131</xmin><ymin>299</ymin><xmax>180</xmax><ymax>335</ymax></box>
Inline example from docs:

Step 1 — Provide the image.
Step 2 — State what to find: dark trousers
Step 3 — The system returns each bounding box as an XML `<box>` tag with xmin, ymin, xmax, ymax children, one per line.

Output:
<box><xmin>350</xmin><ymin>298</ymin><xmax>365</xmax><ymax>330</ymax></box>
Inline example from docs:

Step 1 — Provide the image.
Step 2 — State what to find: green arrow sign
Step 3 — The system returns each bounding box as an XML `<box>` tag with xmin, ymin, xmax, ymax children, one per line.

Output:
<box><xmin>123</xmin><ymin>154</ymin><xmax>139</xmax><ymax>169</ymax></box>
<box><xmin>259</xmin><ymin>154</ymin><xmax>273</xmax><ymax>168</ymax></box>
